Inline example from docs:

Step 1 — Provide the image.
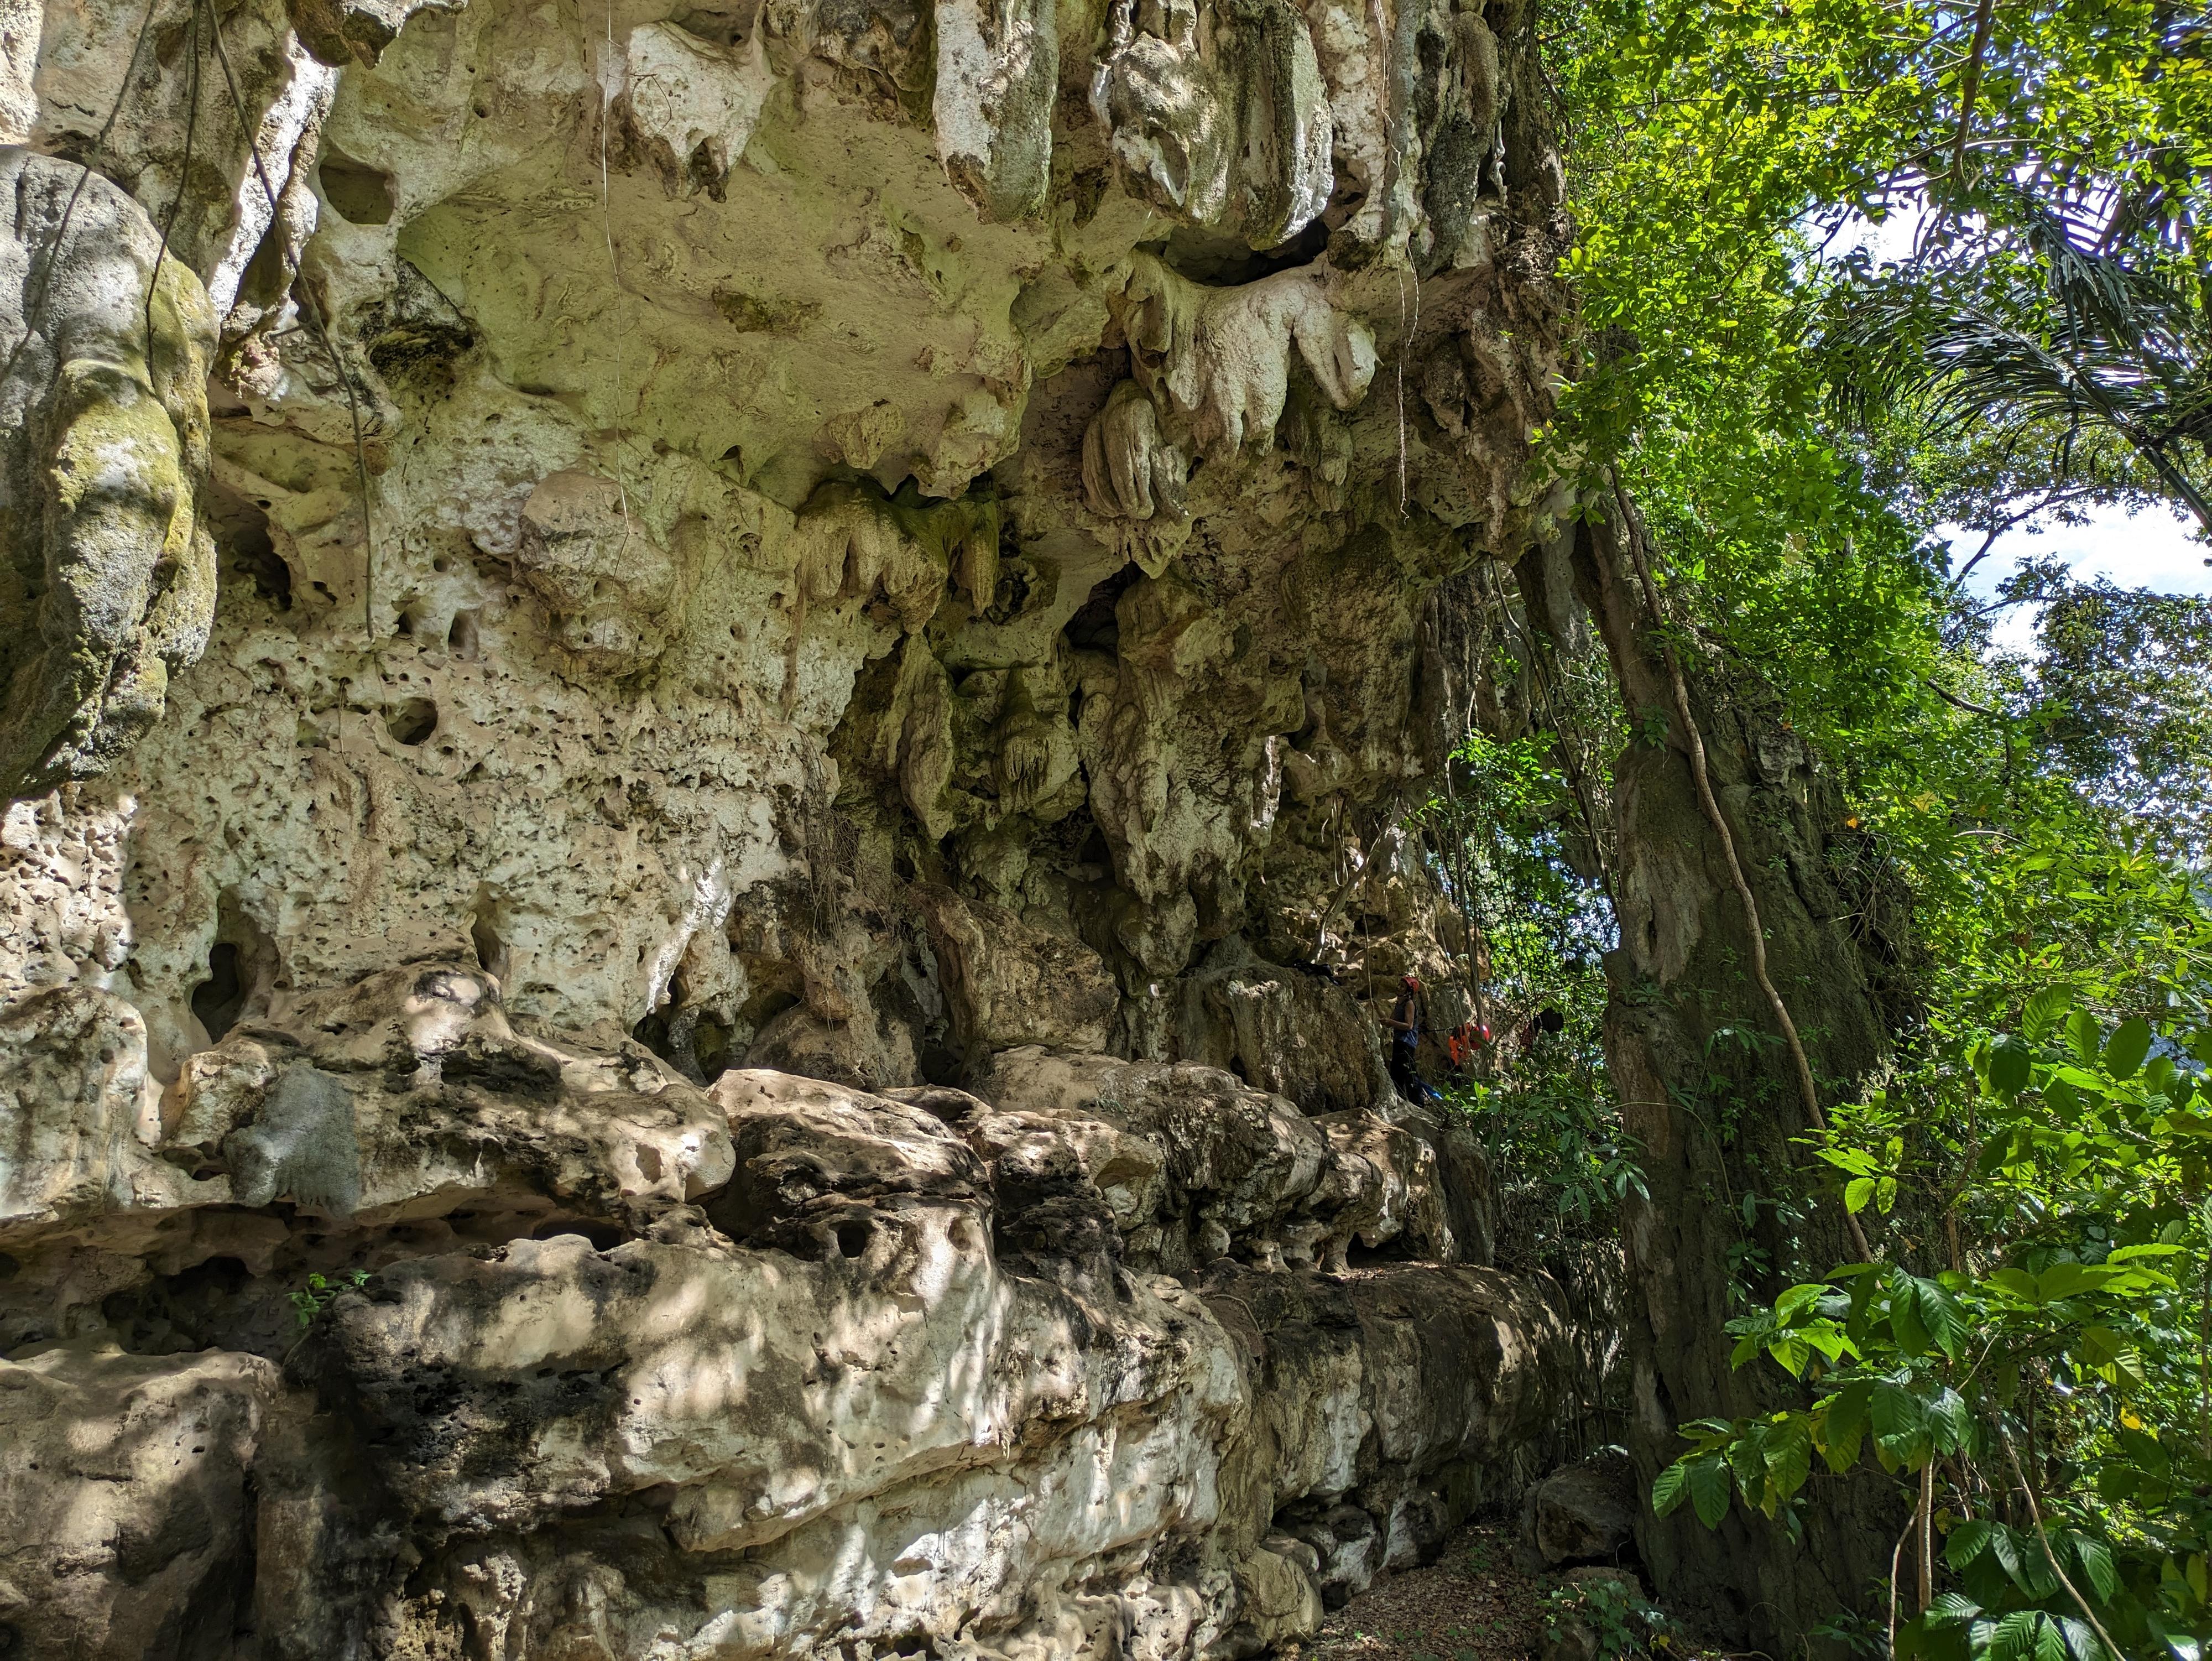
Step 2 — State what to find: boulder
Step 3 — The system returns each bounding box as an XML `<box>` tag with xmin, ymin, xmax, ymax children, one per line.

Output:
<box><xmin>1531</xmin><ymin>1449</ymin><xmax>1640</xmax><ymax>1567</ymax></box>
<box><xmin>0</xmin><ymin>1345</ymin><xmax>279</xmax><ymax>1660</ymax></box>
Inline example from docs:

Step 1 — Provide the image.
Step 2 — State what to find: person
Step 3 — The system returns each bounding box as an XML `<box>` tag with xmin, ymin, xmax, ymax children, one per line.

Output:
<box><xmin>1382</xmin><ymin>973</ymin><xmax>1430</xmax><ymax>1104</ymax></box>
<box><xmin>1444</xmin><ymin>1018</ymin><xmax>1491</xmax><ymax>1074</ymax></box>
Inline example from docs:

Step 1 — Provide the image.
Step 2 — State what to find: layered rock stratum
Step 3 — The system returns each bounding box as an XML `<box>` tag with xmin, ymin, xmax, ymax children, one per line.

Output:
<box><xmin>0</xmin><ymin>0</ymin><xmax>1579</xmax><ymax>1648</ymax></box>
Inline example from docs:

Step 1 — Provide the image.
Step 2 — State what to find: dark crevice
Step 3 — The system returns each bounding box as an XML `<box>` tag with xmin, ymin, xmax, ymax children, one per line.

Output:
<box><xmin>191</xmin><ymin>941</ymin><xmax>245</xmax><ymax>1043</ymax></box>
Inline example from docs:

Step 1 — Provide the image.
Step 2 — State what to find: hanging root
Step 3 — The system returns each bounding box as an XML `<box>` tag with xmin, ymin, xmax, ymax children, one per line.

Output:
<box><xmin>1609</xmin><ymin>472</ymin><xmax>1874</xmax><ymax>1265</ymax></box>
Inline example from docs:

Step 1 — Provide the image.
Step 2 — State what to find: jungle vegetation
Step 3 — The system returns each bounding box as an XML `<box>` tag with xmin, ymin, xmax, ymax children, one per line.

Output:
<box><xmin>1422</xmin><ymin>1</ymin><xmax>2212</xmax><ymax>1654</ymax></box>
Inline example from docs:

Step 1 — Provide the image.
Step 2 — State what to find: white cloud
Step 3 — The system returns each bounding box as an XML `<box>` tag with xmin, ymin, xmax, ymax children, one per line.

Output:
<box><xmin>1945</xmin><ymin>502</ymin><xmax>2211</xmax><ymax>653</ymax></box>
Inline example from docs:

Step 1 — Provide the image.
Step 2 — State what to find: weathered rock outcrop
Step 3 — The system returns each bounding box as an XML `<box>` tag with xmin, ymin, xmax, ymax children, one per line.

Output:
<box><xmin>0</xmin><ymin>965</ymin><xmax>1565</xmax><ymax>1657</ymax></box>
<box><xmin>0</xmin><ymin>0</ymin><xmax>1575</xmax><ymax>1643</ymax></box>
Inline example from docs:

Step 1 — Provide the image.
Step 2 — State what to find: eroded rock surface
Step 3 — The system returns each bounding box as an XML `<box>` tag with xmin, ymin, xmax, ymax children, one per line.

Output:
<box><xmin>0</xmin><ymin>0</ymin><xmax>1577</xmax><ymax>1643</ymax></box>
<box><xmin>0</xmin><ymin>968</ymin><xmax>1564</xmax><ymax>1658</ymax></box>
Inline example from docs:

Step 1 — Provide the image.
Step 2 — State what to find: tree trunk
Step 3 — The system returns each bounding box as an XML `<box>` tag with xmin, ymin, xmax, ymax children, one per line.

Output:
<box><xmin>1551</xmin><ymin>507</ymin><xmax>1913</xmax><ymax>1649</ymax></box>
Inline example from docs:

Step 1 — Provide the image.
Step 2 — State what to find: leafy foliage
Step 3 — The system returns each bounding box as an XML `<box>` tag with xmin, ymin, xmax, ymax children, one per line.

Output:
<box><xmin>1995</xmin><ymin>565</ymin><xmax>2212</xmax><ymax>857</ymax></box>
<box><xmin>1417</xmin><ymin>731</ymin><xmax>1641</xmax><ymax>1246</ymax></box>
<box><xmin>1542</xmin><ymin>1575</ymin><xmax>1677</xmax><ymax>1659</ymax></box>
<box><xmin>1822</xmin><ymin>212</ymin><xmax>2212</xmax><ymax>533</ymax></box>
<box><xmin>1657</xmin><ymin>962</ymin><xmax>2212</xmax><ymax>1659</ymax></box>
<box><xmin>1538</xmin><ymin>2</ymin><xmax>2212</xmax><ymax>1657</ymax></box>
<box><xmin>289</xmin><ymin>1269</ymin><xmax>370</xmax><ymax>1330</ymax></box>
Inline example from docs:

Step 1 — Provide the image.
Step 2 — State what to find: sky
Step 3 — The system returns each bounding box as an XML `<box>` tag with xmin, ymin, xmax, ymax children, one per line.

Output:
<box><xmin>1947</xmin><ymin>504</ymin><xmax>2212</xmax><ymax>652</ymax></box>
<box><xmin>1832</xmin><ymin>207</ymin><xmax>2212</xmax><ymax>649</ymax></box>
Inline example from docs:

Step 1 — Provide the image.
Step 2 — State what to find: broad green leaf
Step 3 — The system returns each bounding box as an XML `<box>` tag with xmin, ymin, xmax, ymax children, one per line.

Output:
<box><xmin>1947</xmin><ymin>1519</ymin><xmax>1995</xmax><ymax>1571</ymax></box>
<box><xmin>1845</xmin><ymin>1176</ymin><xmax>1875</xmax><ymax>1213</ymax></box>
<box><xmin>2107</xmin><ymin>1243</ymin><xmax>2183</xmax><ymax>1264</ymax></box>
<box><xmin>1651</xmin><ymin>1460</ymin><xmax>1689</xmax><ymax>1516</ymax></box>
<box><xmin>1820</xmin><ymin>1381</ymin><xmax>1872</xmax><ymax>1472</ymax></box>
<box><xmin>1776</xmin><ymin>1283</ymin><xmax>1830</xmax><ymax>1322</ymax></box>
<box><xmin>1891</xmin><ymin>1281</ymin><xmax>1932</xmax><ymax>1356</ymax></box>
<box><xmin>1989</xmin><ymin>1267</ymin><xmax>2039</xmax><ymax>1300</ymax></box>
<box><xmin>2022</xmin><ymin>986</ymin><xmax>2070</xmax><ymax>1043</ymax></box>
<box><xmin>1926</xmin><ymin>1591</ymin><xmax>1983</xmax><ymax>1624</ymax></box>
<box><xmin>1764</xmin><ymin>1418</ymin><xmax>1812</xmax><ymax>1499</ymax></box>
<box><xmin>1870</xmin><ymin>1383</ymin><xmax>1928</xmax><ymax>1465</ymax></box>
<box><xmin>1987</xmin><ymin>1524</ymin><xmax>2027</xmax><ymax>1590</ymax></box>
<box><xmin>2069</xmin><ymin>1533</ymin><xmax>2118</xmax><ymax>1602</ymax></box>
<box><xmin>2034</xmin><ymin>1262</ymin><xmax>2112</xmax><ymax>1301</ymax></box>
<box><xmin>1991</xmin><ymin>1608</ymin><xmax>2048</xmax><ymax>1661</ymax></box>
<box><xmin>1687</xmin><ymin>1455</ymin><xmax>1732</xmax><ymax>1529</ymax></box>
<box><xmin>2105</xmin><ymin>1017</ymin><xmax>2153</xmax><ymax>1080</ymax></box>
<box><xmin>1989</xmin><ymin>1032</ymin><xmax>2034</xmax><ymax>1096</ymax></box>
<box><xmin>1928</xmin><ymin>1387</ymin><xmax>1973</xmax><ymax>1455</ymax></box>
<box><xmin>2065</xmin><ymin>1011</ymin><xmax>2101</xmax><ymax>1065</ymax></box>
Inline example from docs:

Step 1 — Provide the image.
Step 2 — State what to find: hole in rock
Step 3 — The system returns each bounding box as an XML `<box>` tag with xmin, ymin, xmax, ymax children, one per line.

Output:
<box><xmin>386</xmin><ymin>697</ymin><xmax>439</xmax><ymax>746</ymax></box>
<box><xmin>469</xmin><ymin>909</ymin><xmax>509</xmax><ymax>985</ymax></box>
<box><xmin>206</xmin><ymin>482</ymin><xmax>291</xmax><ymax>610</ymax></box>
<box><xmin>318</xmin><ymin>152</ymin><xmax>397</xmax><ymax>225</ymax></box>
<box><xmin>447</xmin><ymin>609</ymin><xmax>481</xmax><ymax>659</ymax></box>
<box><xmin>1062</xmin><ymin>564</ymin><xmax>1139</xmax><ymax>654</ymax></box>
<box><xmin>670</xmin><ymin>0</ymin><xmax>760</xmax><ymax>45</ymax></box>
<box><xmin>1150</xmin><ymin>215</ymin><xmax>1332</xmax><ymax>287</ymax></box>
<box><xmin>833</xmin><ymin>1220</ymin><xmax>871</xmax><ymax>1258</ymax></box>
<box><xmin>191</xmin><ymin>942</ymin><xmax>245</xmax><ymax>1043</ymax></box>
<box><xmin>531</xmin><ymin>1219</ymin><xmax>629</xmax><ymax>1251</ymax></box>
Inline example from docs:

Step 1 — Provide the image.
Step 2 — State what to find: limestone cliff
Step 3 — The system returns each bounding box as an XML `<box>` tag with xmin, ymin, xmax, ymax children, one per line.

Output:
<box><xmin>0</xmin><ymin>0</ymin><xmax>1577</xmax><ymax>1647</ymax></box>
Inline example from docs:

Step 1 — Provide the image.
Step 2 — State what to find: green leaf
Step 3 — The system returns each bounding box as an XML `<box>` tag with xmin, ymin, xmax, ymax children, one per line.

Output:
<box><xmin>1921</xmin><ymin>1279</ymin><xmax>1968</xmax><ymax>1361</ymax></box>
<box><xmin>1992</xmin><ymin>1609</ymin><xmax>2048</xmax><ymax>1661</ymax></box>
<box><xmin>2069</xmin><ymin>1533</ymin><xmax>2117</xmax><ymax>1602</ymax></box>
<box><xmin>1989</xmin><ymin>1032</ymin><xmax>2035</xmax><ymax>1096</ymax></box>
<box><xmin>1987</xmin><ymin>1524</ymin><xmax>2027</xmax><ymax>1588</ymax></box>
<box><xmin>2034</xmin><ymin>1262</ymin><xmax>2112</xmax><ymax>1301</ymax></box>
<box><xmin>2065</xmin><ymin>1011</ymin><xmax>2100</xmax><ymax>1064</ymax></box>
<box><xmin>1928</xmin><ymin>1387</ymin><xmax>1973</xmax><ymax>1455</ymax></box>
<box><xmin>1764</xmin><ymin>1418</ymin><xmax>1813</xmax><ymax>1499</ymax></box>
<box><xmin>1947</xmin><ymin>1519</ymin><xmax>1995</xmax><ymax>1571</ymax></box>
<box><xmin>1845</xmin><ymin>1176</ymin><xmax>1876</xmax><ymax>1213</ymax></box>
<box><xmin>1891</xmin><ymin>1282</ymin><xmax>1932</xmax><ymax>1356</ymax></box>
<box><xmin>2107</xmin><ymin>1242</ymin><xmax>2183</xmax><ymax>1264</ymax></box>
<box><xmin>1687</xmin><ymin>1455</ymin><xmax>1733</xmax><ymax>1529</ymax></box>
<box><xmin>2022</xmin><ymin>986</ymin><xmax>2070</xmax><ymax>1043</ymax></box>
<box><xmin>1989</xmin><ymin>1267</ymin><xmax>2039</xmax><ymax>1300</ymax></box>
<box><xmin>2104</xmin><ymin>1017</ymin><xmax>2152</xmax><ymax>1080</ymax></box>
<box><xmin>1651</xmin><ymin>1460</ymin><xmax>1689</xmax><ymax>1516</ymax></box>
<box><xmin>1821</xmin><ymin>1381</ymin><xmax>1871</xmax><ymax>1472</ymax></box>
<box><xmin>1871</xmin><ymin>1382</ymin><xmax>1929</xmax><ymax>1465</ymax></box>
<box><xmin>1775</xmin><ymin>1283</ymin><xmax>1830</xmax><ymax>1322</ymax></box>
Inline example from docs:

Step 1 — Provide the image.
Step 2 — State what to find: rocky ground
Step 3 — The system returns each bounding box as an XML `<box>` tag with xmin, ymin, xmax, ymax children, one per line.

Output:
<box><xmin>1292</xmin><ymin>1518</ymin><xmax>1708</xmax><ymax>1661</ymax></box>
<box><xmin>1296</xmin><ymin>1523</ymin><xmax>1554</xmax><ymax>1661</ymax></box>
